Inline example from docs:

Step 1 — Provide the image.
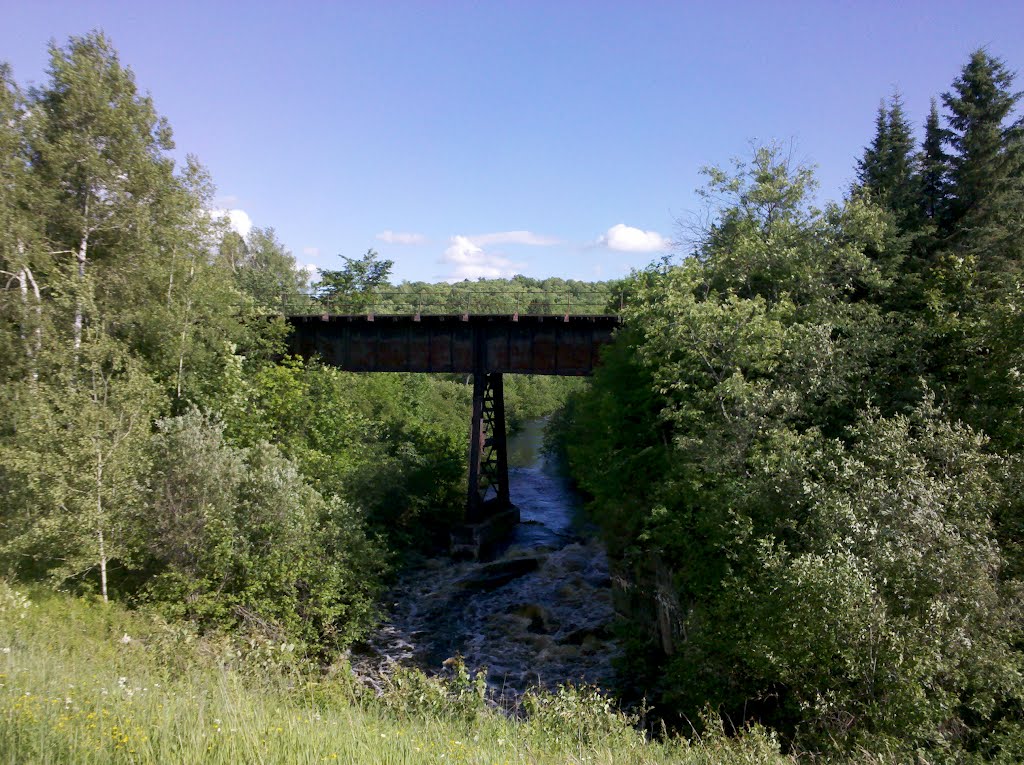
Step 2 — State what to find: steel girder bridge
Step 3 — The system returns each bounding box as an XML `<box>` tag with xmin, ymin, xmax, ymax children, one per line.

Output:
<box><xmin>283</xmin><ymin>301</ymin><xmax>620</xmax><ymax>540</ymax></box>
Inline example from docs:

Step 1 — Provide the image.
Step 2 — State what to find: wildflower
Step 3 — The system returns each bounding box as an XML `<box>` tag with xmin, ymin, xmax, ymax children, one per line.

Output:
<box><xmin>120</xmin><ymin>634</ymin><xmax>132</xmax><ymax>644</ymax></box>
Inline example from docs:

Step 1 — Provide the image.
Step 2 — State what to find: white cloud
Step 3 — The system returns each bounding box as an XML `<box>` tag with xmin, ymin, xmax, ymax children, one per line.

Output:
<box><xmin>597</xmin><ymin>223</ymin><xmax>669</xmax><ymax>253</ymax></box>
<box><xmin>440</xmin><ymin>235</ymin><xmax>524</xmax><ymax>282</ymax></box>
<box><xmin>467</xmin><ymin>230</ymin><xmax>560</xmax><ymax>247</ymax></box>
<box><xmin>210</xmin><ymin>208</ymin><xmax>253</xmax><ymax>238</ymax></box>
<box><xmin>302</xmin><ymin>247</ymin><xmax>320</xmax><ymax>257</ymax></box>
<box><xmin>377</xmin><ymin>230</ymin><xmax>427</xmax><ymax>245</ymax></box>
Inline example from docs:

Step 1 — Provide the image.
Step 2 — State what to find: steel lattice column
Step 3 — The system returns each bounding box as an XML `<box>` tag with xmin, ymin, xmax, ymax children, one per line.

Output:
<box><xmin>467</xmin><ymin>371</ymin><xmax>510</xmax><ymax>520</ymax></box>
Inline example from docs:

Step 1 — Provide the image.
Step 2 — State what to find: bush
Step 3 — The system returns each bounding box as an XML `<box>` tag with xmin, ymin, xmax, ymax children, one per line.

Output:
<box><xmin>146</xmin><ymin>410</ymin><xmax>386</xmax><ymax>650</ymax></box>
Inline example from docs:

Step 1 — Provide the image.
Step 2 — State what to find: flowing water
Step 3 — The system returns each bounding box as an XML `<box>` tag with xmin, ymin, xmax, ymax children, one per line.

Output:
<box><xmin>354</xmin><ymin>419</ymin><xmax>619</xmax><ymax>695</ymax></box>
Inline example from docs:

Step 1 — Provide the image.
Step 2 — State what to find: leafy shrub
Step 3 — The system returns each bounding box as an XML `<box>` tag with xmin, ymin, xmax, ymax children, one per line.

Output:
<box><xmin>146</xmin><ymin>409</ymin><xmax>385</xmax><ymax>649</ymax></box>
<box><xmin>380</xmin><ymin>656</ymin><xmax>489</xmax><ymax>723</ymax></box>
<box><xmin>522</xmin><ymin>683</ymin><xmax>646</xmax><ymax>751</ymax></box>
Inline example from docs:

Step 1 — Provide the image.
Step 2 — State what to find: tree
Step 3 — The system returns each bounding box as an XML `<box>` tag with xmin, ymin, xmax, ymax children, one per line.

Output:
<box><xmin>316</xmin><ymin>249</ymin><xmax>393</xmax><ymax>312</ymax></box>
<box><xmin>694</xmin><ymin>142</ymin><xmax>885</xmax><ymax>306</ymax></box>
<box><xmin>147</xmin><ymin>409</ymin><xmax>385</xmax><ymax>647</ymax></box>
<box><xmin>0</xmin><ymin>63</ymin><xmax>46</xmax><ymax>384</ymax></box>
<box><xmin>123</xmin><ymin>156</ymin><xmax>245</xmax><ymax>404</ymax></box>
<box><xmin>231</xmin><ymin>226</ymin><xmax>309</xmax><ymax>310</ymax></box>
<box><xmin>856</xmin><ymin>92</ymin><xmax>919</xmax><ymax>226</ymax></box>
<box><xmin>31</xmin><ymin>32</ymin><xmax>178</xmax><ymax>350</ymax></box>
<box><xmin>920</xmin><ymin>98</ymin><xmax>951</xmax><ymax>224</ymax></box>
<box><xmin>943</xmin><ymin>49</ymin><xmax>1022</xmax><ymax>239</ymax></box>
<box><xmin>0</xmin><ymin>336</ymin><xmax>162</xmax><ymax>601</ymax></box>
<box><xmin>729</xmin><ymin>404</ymin><xmax>1018</xmax><ymax>752</ymax></box>
<box><xmin>560</xmin><ymin>147</ymin><xmax>1015</xmax><ymax>753</ymax></box>
<box><xmin>925</xmin><ymin>51</ymin><xmax>1024</xmax><ymax>448</ymax></box>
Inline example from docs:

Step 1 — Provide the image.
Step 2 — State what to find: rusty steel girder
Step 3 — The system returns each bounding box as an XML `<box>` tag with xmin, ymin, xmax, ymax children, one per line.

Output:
<box><xmin>284</xmin><ymin>314</ymin><xmax>620</xmax><ymax>376</ymax></box>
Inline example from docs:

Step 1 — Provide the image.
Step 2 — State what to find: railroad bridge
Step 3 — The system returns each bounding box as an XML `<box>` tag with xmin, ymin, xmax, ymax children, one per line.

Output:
<box><xmin>284</xmin><ymin>298</ymin><xmax>619</xmax><ymax>546</ymax></box>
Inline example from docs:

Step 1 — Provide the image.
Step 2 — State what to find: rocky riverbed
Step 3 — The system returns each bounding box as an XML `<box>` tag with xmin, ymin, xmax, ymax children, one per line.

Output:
<box><xmin>351</xmin><ymin>419</ymin><xmax>620</xmax><ymax>696</ymax></box>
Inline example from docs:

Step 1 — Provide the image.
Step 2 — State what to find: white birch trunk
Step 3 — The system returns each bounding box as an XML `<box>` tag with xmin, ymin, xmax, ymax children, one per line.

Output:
<box><xmin>74</xmin><ymin>231</ymin><xmax>87</xmax><ymax>351</ymax></box>
<box><xmin>75</xmin><ymin>197</ymin><xmax>90</xmax><ymax>351</ymax></box>
<box><xmin>96</xmin><ymin>451</ymin><xmax>108</xmax><ymax>604</ymax></box>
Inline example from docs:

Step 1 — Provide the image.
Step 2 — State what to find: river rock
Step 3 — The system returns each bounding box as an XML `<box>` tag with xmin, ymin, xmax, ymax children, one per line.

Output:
<box><xmin>510</xmin><ymin>603</ymin><xmax>556</xmax><ymax>634</ymax></box>
<box><xmin>456</xmin><ymin>556</ymin><xmax>545</xmax><ymax>591</ymax></box>
<box><xmin>563</xmin><ymin>624</ymin><xmax>613</xmax><ymax>645</ymax></box>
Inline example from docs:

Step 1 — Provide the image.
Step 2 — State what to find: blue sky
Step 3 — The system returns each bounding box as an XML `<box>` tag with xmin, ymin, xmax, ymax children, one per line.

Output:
<box><xmin>2</xmin><ymin>1</ymin><xmax>1023</xmax><ymax>283</ymax></box>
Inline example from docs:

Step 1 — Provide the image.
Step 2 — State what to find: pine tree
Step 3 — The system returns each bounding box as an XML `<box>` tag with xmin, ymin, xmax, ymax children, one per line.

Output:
<box><xmin>943</xmin><ymin>49</ymin><xmax>1022</xmax><ymax>233</ymax></box>
<box><xmin>928</xmin><ymin>50</ymin><xmax>1024</xmax><ymax>450</ymax></box>
<box><xmin>919</xmin><ymin>99</ymin><xmax>951</xmax><ymax>224</ymax></box>
<box><xmin>856</xmin><ymin>100</ymin><xmax>889</xmax><ymax>190</ymax></box>
<box><xmin>856</xmin><ymin>92</ymin><xmax>918</xmax><ymax>226</ymax></box>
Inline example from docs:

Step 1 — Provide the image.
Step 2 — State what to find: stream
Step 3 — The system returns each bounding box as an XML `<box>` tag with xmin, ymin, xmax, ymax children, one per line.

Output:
<box><xmin>352</xmin><ymin>419</ymin><xmax>620</xmax><ymax>695</ymax></box>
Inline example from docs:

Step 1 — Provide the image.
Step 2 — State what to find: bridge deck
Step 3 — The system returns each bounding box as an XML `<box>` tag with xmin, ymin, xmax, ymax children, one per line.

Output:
<box><xmin>285</xmin><ymin>313</ymin><xmax>620</xmax><ymax>375</ymax></box>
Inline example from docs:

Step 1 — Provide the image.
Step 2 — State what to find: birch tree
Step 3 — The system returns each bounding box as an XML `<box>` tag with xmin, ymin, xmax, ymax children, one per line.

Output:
<box><xmin>31</xmin><ymin>32</ymin><xmax>176</xmax><ymax>350</ymax></box>
<box><xmin>0</xmin><ymin>335</ymin><xmax>161</xmax><ymax>600</ymax></box>
<box><xmin>0</xmin><ymin>64</ymin><xmax>46</xmax><ymax>383</ymax></box>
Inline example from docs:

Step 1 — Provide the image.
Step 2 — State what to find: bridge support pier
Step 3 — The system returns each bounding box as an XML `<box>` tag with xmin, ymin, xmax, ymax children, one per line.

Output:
<box><xmin>467</xmin><ymin>371</ymin><xmax>512</xmax><ymax>521</ymax></box>
<box><xmin>453</xmin><ymin>371</ymin><xmax>518</xmax><ymax>558</ymax></box>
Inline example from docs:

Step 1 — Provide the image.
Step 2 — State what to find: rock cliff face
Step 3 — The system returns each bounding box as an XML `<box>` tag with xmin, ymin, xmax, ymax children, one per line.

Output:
<box><xmin>611</xmin><ymin>552</ymin><xmax>681</xmax><ymax>657</ymax></box>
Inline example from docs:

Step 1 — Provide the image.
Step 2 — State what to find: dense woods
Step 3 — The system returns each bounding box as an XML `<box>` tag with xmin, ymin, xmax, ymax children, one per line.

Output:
<box><xmin>4</xmin><ymin>30</ymin><xmax>1024</xmax><ymax>763</ymax></box>
<box><xmin>560</xmin><ymin>50</ymin><xmax>1024</xmax><ymax>758</ymax></box>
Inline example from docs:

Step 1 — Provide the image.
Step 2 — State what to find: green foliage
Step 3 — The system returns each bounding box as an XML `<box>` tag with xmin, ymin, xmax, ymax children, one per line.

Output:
<box><xmin>146</xmin><ymin>410</ymin><xmax>384</xmax><ymax>648</ymax></box>
<box><xmin>323</xmin><ymin>273</ymin><xmax>623</xmax><ymax>316</ymax></box>
<box><xmin>856</xmin><ymin>91</ymin><xmax>920</xmax><ymax>227</ymax></box>
<box><xmin>0</xmin><ymin>32</ymin><xmax>491</xmax><ymax>654</ymax></box>
<box><xmin>214</xmin><ymin>358</ymin><xmax>470</xmax><ymax>547</ymax></box>
<box><xmin>228</xmin><ymin>226</ymin><xmax>310</xmax><ymax>310</ymax></box>
<box><xmin>920</xmin><ymin>98</ymin><xmax>951</xmax><ymax>223</ymax></box>
<box><xmin>0</xmin><ymin>336</ymin><xmax>163</xmax><ymax>599</ymax></box>
<box><xmin>722</xmin><ymin>404</ymin><xmax>1021</xmax><ymax>753</ymax></box>
<box><xmin>559</xmin><ymin>128</ymin><xmax>1024</xmax><ymax>757</ymax></box>
<box><xmin>522</xmin><ymin>684</ymin><xmax>646</xmax><ymax>752</ymax></box>
<box><xmin>381</xmin><ymin>656</ymin><xmax>489</xmax><ymax>724</ymax></box>
<box><xmin>5</xmin><ymin>31</ymin><xmax>1024</xmax><ymax>764</ymax></box>
<box><xmin>316</xmin><ymin>248</ymin><xmax>393</xmax><ymax>311</ymax></box>
<box><xmin>503</xmin><ymin>374</ymin><xmax>587</xmax><ymax>431</ymax></box>
<box><xmin>942</xmin><ymin>50</ymin><xmax>1022</xmax><ymax>231</ymax></box>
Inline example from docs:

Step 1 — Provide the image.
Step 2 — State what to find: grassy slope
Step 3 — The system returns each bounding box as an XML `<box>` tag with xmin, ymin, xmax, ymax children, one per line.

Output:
<box><xmin>0</xmin><ymin>583</ymin><xmax>787</xmax><ymax>764</ymax></box>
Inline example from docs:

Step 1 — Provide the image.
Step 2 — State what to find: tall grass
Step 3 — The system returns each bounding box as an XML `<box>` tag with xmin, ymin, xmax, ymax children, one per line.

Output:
<box><xmin>0</xmin><ymin>582</ymin><xmax>787</xmax><ymax>764</ymax></box>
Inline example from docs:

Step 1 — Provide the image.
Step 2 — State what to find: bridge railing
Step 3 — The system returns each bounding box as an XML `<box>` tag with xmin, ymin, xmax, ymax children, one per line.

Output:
<box><xmin>279</xmin><ymin>289</ymin><xmax>625</xmax><ymax>317</ymax></box>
